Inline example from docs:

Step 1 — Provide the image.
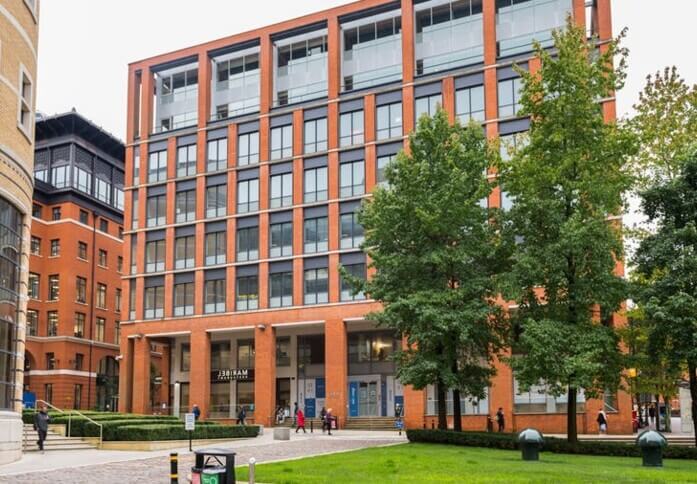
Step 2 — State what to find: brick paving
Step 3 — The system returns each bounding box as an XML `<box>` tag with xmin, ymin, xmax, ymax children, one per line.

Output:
<box><xmin>0</xmin><ymin>432</ymin><xmax>404</xmax><ymax>483</ymax></box>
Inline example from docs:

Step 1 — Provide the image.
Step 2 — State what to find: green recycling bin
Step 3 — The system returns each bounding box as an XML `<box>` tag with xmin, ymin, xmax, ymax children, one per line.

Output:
<box><xmin>637</xmin><ymin>430</ymin><xmax>667</xmax><ymax>467</ymax></box>
<box><xmin>518</xmin><ymin>428</ymin><xmax>544</xmax><ymax>461</ymax></box>
<box><xmin>191</xmin><ymin>448</ymin><xmax>236</xmax><ymax>484</ymax></box>
<box><xmin>201</xmin><ymin>467</ymin><xmax>226</xmax><ymax>484</ymax></box>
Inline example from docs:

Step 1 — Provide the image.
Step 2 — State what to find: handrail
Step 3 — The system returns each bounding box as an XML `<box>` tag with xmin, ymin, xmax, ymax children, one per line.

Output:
<box><xmin>34</xmin><ymin>400</ymin><xmax>103</xmax><ymax>449</ymax></box>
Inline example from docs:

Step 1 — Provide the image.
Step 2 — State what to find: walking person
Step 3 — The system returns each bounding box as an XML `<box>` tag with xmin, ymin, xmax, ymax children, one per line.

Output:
<box><xmin>597</xmin><ymin>409</ymin><xmax>608</xmax><ymax>434</ymax></box>
<box><xmin>495</xmin><ymin>407</ymin><xmax>505</xmax><ymax>432</ymax></box>
<box><xmin>295</xmin><ymin>407</ymin><xmax>307</xmax><ymax>433</ymax></box>
<box><xmin>320</xmin><ymin>406</ymin><xmax>327</xmax><ymax>434</ymax></box>
<box><xmin>649</xmin><ymin>404</ymin><xmax>656</xmax><ymax>427</ymax></box>
<box><xmin>192</xmin><ymin>404</ymin><xmax>201</xmax><ymax>420</ymax></box>
<box><xmin>237</xmin><ymin>405</ymin><xmax>247</xmax><ymax>426</ymax></box>
<box><xmin>34</xmin><ymin>405</ymin><xmax>50</xmax><ymax>453</ymax></box>
<box><xmin>325</xmin><ymin>408</ymin><xmax>334</xmax><ymax>435</ymax></box>
<box><xmin>293</xmin><ymin>402</ymin><xmax>299</xmax><ymax>427</ymax></box>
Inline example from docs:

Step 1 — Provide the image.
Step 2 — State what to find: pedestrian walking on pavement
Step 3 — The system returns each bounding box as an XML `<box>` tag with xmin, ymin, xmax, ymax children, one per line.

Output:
<box><xmin>496</xmin><ymin>407</ymin><xmax>505</xmax><ymax>432</ymax></box>
<box><xmin>320</xmin><ymin>406</ymin><xmax>327</xmax><ymax>434</ymax></box>
<box><xmin>34</xmin><ymin>405</ymin><xmax>50</xmax><ymax>453</ymax></box>
<box><xmin>326</xmin><ymin>408</ymin><xmax>334</xmax><ymax>435</ymax></box>
<box><xmin>237</xmin><ymin>405</ymin><xmax>247</xmax><ymax>426</ymax></box>
<box><xmin>295</xmin><ymin>407</ymin><xmax>307</xmax><ymax>433</ymax></box>
<box><xmin>293</xmin><ymin>401</ymin><xmax>299</xmax><ymax>427</ymax></box>
<box><xmin>192</xmin><ymin>404</ymin><xmax>201</xmax><ymax>420</ymax></box>
<box><xmin>597</xmin><ymin>409</ymin><xmax>608</xmax><ymax>434</ymax></box>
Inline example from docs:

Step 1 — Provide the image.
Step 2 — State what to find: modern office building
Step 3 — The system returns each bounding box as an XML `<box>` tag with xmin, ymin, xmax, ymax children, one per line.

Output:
<box><xmin>23</xmin><ymin>111</ymin><xmax>131</xmax><ymax>412</ymax></box>
<box><xmin>120</xmin><ymin>0</ymin><xmax>631</xmax><ymax>433</ymax></box>
<box><xmin>0</xmin><ymin>0</ymin><xmax>40</xmax><ymax>464</ymax></box>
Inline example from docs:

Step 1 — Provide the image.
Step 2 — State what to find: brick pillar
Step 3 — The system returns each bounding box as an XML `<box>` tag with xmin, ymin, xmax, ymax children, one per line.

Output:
<box><xmin>403</xmin><ymin>385</ymin><xmax>426</xmax><ymax>430</ymax></box>
<box><xmin>190</xmin><ymin>330</ymin><xmax>211</xmax><ymax>419</ymax></box>
<box><xmin>254</xmin><ymin>325</ymin><xmax>276</xmax><ymax>427</ymax></box>
<box><xmin>131</xmin><ymin>336</ymin><xmax>151</xmax><ymax>414</ymax></box>
<box><xmin>572</xmin><ymin>0</ymin><xmax>586</xmax><ymax>29</ymax></box>
<box><xmin>118</xmin><ymin>337</ymin><xmax>134</xmax><ymax>413</ymax></box>
<box><xmin>401</xmin><ymin>0</ymin><xmax>415</xmax><ymax>83</ymax></box>
<box><xmin>324</xmin><ymin>319</ymin><xmax>348</xmax><ymax>427</ymax></box>
<box><xmin>483</xmin><ymin>0</ymin><xmax>497</xmax><ymax>65</ymax></box>
<box><xmin>489</xmin><ymin>352</ymin><xmax>514</xmax><ymax>431</ymax></box>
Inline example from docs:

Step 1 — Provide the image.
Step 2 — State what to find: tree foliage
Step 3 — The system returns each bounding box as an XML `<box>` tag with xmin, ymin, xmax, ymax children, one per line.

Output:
<box><xmin>628</xmin><ymin>66</ymin><xmax>697</xmax><ymax>190</ymax></box>
<box><xmin>346</xmin><ymin>109</ymin><xmax>509</xmax><ymax>429</ymax></box>
<box><xmin>633</xmin><ymin>151</ymin><xmax>697</xmax><ymax>444</ymax></box>
<box><xmin>497</xmin><ymin>18</ymin><xmax>635</xmax><ymax>442</ymax></box>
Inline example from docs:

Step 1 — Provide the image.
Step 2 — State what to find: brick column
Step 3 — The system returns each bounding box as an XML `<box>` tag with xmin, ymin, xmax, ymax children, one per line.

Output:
<box><xmin>401</xmin><ymin>0</ymin><xmax>415</xmax><ymax>84</ymax></box>
<box><xmin>324</xmin><ymin>319</ymin><xmax>348</xmax><ymax>427</ymax></box>
<box><xmin>403</xmin><ymin>385</ymin><xmax>426</xmax><ymax>429</ymax></box>
<box><xmin>483</xmin><ymin>0</ymin><xmax>497</xmax><ymax>65</ymax></box>
<box><xmin>118</xmin><ymin>337</ymin><xmax>134</xmax><ymax>413</ymax></box>
<box><xmin>131</xmin><ymin>336</ymin><xmax>151</xmax><ymax>414</ymax></box>
<box><xmin>572</xmin><ymin>0</ymin><xmax>586</xmax><ymax>30</ymax></box>
<box><xmin>190</xmin><ymin>330</ymin><xmax>211</xmax><ymax>419</ymax></box>
<box><xmin>254</xmin><ymin>325</ymin><xmax>276</xmax><ymax>426</ymax></box>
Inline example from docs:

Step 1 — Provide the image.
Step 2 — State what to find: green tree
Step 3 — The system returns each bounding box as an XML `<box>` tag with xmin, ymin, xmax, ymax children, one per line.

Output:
<box><xmin>633</xmin><ymin>151</ymin><xmax>697</xmax><ymax>445</ymax></box>
<box><xmin>628</xmin><ymin>66</ymin><xmax>697</xmax><ymax>190</ymax></box>
<box><xmin>345</xmin><ymin>109</ymin><xmax>508</xmax><ymax>430</ymax></box>
<box><xmin>497</xmin><ymin>18</ymin><xmax>635</xmax><ymax>443</ymax></box>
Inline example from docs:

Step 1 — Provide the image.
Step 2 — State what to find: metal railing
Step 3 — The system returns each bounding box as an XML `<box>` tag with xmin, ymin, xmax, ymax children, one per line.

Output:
<box><xmin>34</xmin><ymin>400</ymin><xmax>103</xmax><ymax>449</ymax></box>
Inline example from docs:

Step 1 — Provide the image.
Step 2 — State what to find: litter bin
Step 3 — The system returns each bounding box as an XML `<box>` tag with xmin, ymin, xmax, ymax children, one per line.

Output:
<box><xmin>191</xmin><ymin>448</ymin><xmax>236</xmax><ymax>484</ymax></box>
<box><xmin>518</xmin><ymin>428</ymin><xmax>544</xmax><ymax>461</ymax></box>
<box><xmin>637</xmin><ymin>430</ymin><xmax>667</xmax><ymax>467</ymax></box>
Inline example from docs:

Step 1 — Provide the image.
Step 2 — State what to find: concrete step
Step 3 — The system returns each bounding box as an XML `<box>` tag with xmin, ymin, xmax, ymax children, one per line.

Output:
<box><xmin>22</xmin><ymin>424</ymin><xmax>97</xmax><ymax>451</ymax></box>
<box><xmin>344</xmin><ymin>417</ymin><xmax>401</xmax><ymax>431</ymax></box>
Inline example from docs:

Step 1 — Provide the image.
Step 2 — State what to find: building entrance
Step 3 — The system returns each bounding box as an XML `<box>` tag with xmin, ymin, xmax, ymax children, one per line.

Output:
<box><xmin>358</xmin><ymin>380</ymin><xmax>379</xmax><ymax>416</ymax></box>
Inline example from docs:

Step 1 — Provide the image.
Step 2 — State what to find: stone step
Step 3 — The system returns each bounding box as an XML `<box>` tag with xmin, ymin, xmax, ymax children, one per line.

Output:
<box><xmin>22</xmin><ymin>425</ymin><xmax>97</xmax><ymax>451</ymax></box>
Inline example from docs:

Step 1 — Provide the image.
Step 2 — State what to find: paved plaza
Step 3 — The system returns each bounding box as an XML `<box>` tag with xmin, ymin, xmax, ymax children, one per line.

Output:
<box><xmin>0</xmin><ymin>430</ymin><xmax>406</xmax><ymax>483</ymax></box>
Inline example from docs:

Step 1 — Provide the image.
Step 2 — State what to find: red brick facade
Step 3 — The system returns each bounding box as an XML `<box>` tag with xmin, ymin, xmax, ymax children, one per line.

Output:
<box><xmin>121</xmin><ymin>0</ymin><xmax>632</xmax><ymax>433</ymax></box>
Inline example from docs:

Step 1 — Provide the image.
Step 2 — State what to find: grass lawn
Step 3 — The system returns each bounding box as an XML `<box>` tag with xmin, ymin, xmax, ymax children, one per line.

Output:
<box><xmin>235</xmin><ymin>443</ymin><xmax>697</xmax><ymax>483</ymax></box>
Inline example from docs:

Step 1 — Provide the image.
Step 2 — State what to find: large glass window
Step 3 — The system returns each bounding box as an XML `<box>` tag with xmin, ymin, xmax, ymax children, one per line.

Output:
<box><xmin>26</xmin><ymin>310</ymin><xmax>38</xmax><ymax>336</ymax></box>
<box><xmin>175</xmin><ymin>235</ymin><xmax>195</xmax><ymax>269</ymax></box>
<box><xmin>513</xmin><ymin>377</ymin><xmax>586</xmax><ymax>413</ymax></box>
<box><xmin>376</xmin><ymin>102</ymin><xmax>403</xmax><ymax>140</ymax></box>
<box><xmin>51</xmin><ymin>165</ymin><xmax>69</xmax><ymax>188</ymax></box>
<box><xmin>340</xmin><ymin>161</ymin><xmax>365</xmax><ymax>198</ymax></box>
<box><xmin>426</xmin><ymin>384</ymin><xmax>489</xmax><ymax>415</ymax></box>
<box><xmin>95</xmin><ymin>318</ymin><xmax>105</xmax><ymax>342</ymax></box>
<box><xmin>148</xmin><ymin>151</ymin><xmax>167</xmax><ymax>183</ymax></box>
<box><xmin>237</xmin><ymin>179</ymin><xmax>259</xmax><ymax>213</ymax></box>
<box><xmin>496</xmin><ymin>0</ymin><xmax>572</xmax><ymax>58</ymax></box>
<box><xmin>0</xmin><ymin>198</ymin><xmax>21</xmax><ymax>410</ymax></box>
<box><xmin>129</xmin><ymin>283</ymin><xmax>137</xmax><ymax>320</ymax></box>
<box><xmin>415</xmin><ymin>0</ymin><xmax>484</xmax><ymax>75</ymax></box>
<box><xmin>304</xmin><ymin>118</ymin><xmax>327</xmax><ymax>153</ymax></box>
<box><xmin>212</xmin><ymin>51</ymin><xmax>260</xmax><ymax>119</ymax></box>
<box><xmin>270</xmin><ymin>222</ymin><xmax>293</xmax><ymax>258</ymax></box>
<box><xmin>144</xmin><ymin>285</ymin><xmax>165</xmax><ymax>319</ymax></box>
<box><xmin>28</xmin><ymin>273</ymin><xmax>39</xmax><ymax>299</ymax></box>
<box><xmin>204</xmin><ymin>279</ymin><xmax>226</xmax><ymax>313</ymax></box>
<box><xmin>175</xmin><ymin>190</ymin><xmax>196</xmax><ymax>223</ymax></box>
<box><xmin>341</xmin><ymin>263</ymin><xmax>366</xmax><ymax>301</ymax></box>
<box><xmin>276</xmin><ymin>337</ymin><xmax>291</xmax><ymax>366</ymax></box>
<box><xmin>174</xmin><ymin>282</ymin><xmax>194</xmax><ymax>316</ymax></box>
<box><xmin>154</xmin><ymin>65</ymin><xmax>199</xmax><ymax>132</ymax></box>
<box><xmin>237</xmin><ymin>339</ymin><xmax>255</xmax><ymax>368</ymax></box>
<box><xmin>415</xmin><ymin>94</ymin><xmax>443</xmax><ymax>119</ymax></box>
<box><xmin>270</xmin><ymin>125</ymin><xmax>293</xmax><ymax>160</ymax></box>
<box><xmin>48</xmin><ymin>275</ymin><xmax>59</xmax><ymax>301</ymax></box>
<box><xmin>340</xmin><ymin>212</ymin><xmax>364</xmax><ymax>249</ymax></box>
<box><xmin>304</xmin><ymin>268</ymin><xmax>328</xmax><ymax>305</ymax></box>
<box><xmin>147</xmin><ymin>195</ymin><xmax>166</xmax><ymax>227</ymax></box>
<box><xmin>205</xmin><ymin>231</ymin><xmax>226</xmax><ymax>265</ymax></box>
<box><xmin>304</xmin><ymin>167</ymin><xmax>327</xmax><ymax>203</ymax></box>
<box><xmin>237</xmin><ymin>132</ymin><xmax>259</xmax><ymax>166</ymax></box>
<box><xmin>304</xmin><ymin>217</ymin><xmax>328</xmax><ymax>254</ymax></box>
<box><xmin>270</xmin><ymin>173</ymin><xmax>293</xmax><ymax>208</ymax></box>
<box><xmin>376</xmin><ymin>153</ymin><xmax>396</xmax><ymax>187</ymax></box>
<box><xmin>236</xmin><ymin>227</ymin><xmax>259</xmax><ymax>262</ymax></box>
<box><xmin>75</xmin><ymin>277</ymin><xmax>86</xmax><ymax>303</ymax></box>
<box><xmin>145</xmin><ymin>240</ymin><xmax>165</xmax><ymax>273</ymax></box>
<box><xmin>131</xmin><ymin>191</ymin><xmax>139</xmax><ymax>229</ymax></box>
<box><xmin>95</xmin><ymin>178</ymin><xmax>111</xmax><ymax>204</ymax></box>
<box><xmin>73</xmin><ymin>166</ymin><xmax>92</xmax><ymax>194</ymax></box>
<box><xmin>206</xmin><ymin>184</ymin><xmax>227</xmax><ymax>217</ymax></box>
<box><xmin>236</xmin><ymin>275</ymin><xmax>258</xmax><ymax>311</ymax></box>
<box><xmin>456</xmin><ymin>85</ymin><xmax>485</xmax><ymax>123</ymax></box>
<box><xmin>47</xmin><ymin>312</ymin><xmax>58</xmax><ymax>337</ymax></box>
<box><xmin>96</xmin><ymin>284</ymin><xmax>107</xmax><ymax>309</ymax></box>
<box><xmin>498</xmin><ymin>77</ymin><xmax>523</xmax><ymax>118</ymax></box>
<box><xmin>298</xmin><ymin>335</ymin><xmax>325</xmax><ymax>365</ymax></box>
<box><xmin>275</xmin><ymin>34</ymin><xmax>328</xmax><ymax>106</ymax></box>
<box><xmin>339</xmin><ymin>110</ymin><xmax>364</xmax><ymax>147</ymax></box>
<box><xmin>177</xmin><ymin>144</ymin><xmax>197</xmax><ymax>177</ymax></box>
<box><xmin>342</xmin><ymin>14</ymin><xmax>402</xmax><ymax>91</ymax></box>
<box><xmin>207</xmin><ymin>138</ymin><xmax>228</xmax><ymax>172</ymax></box>
<box><xmin>269</xmin><ymin>272</ymin><xmax>293</xmax><ymax>308</ymax></box>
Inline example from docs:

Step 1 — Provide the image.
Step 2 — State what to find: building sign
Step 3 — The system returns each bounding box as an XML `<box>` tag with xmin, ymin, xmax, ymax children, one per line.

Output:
<box><xmin>211</xmin><ymin>368</ymin><xmax>255</xmax><ymax>382</ymax></box>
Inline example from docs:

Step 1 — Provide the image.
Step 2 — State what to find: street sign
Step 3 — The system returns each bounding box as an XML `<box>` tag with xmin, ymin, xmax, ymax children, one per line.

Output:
<box><xmin>185</xmin><ymin>413</ymin><xmax>196</xmax><ymax>431</ymax></box>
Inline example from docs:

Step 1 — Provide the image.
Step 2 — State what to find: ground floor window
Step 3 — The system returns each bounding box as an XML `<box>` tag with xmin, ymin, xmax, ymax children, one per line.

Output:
<box><xmin>425</xmin><ymin>385</ymin><xmax>489</xmax><ymax>416</ymax></box>
<box><xmin>236</xmin><ymin>380</ymin><xmax>255</xmax><ymax>418</ymax></box>
<box><xmin>210</xmin><ymin>382</ymin><xmax>231</xmax><ymax>418</ymax></box>
<box><xmin>513</xmin><ymin>378</ymin><xmax>586</xmax><ymax>414</ymax></box>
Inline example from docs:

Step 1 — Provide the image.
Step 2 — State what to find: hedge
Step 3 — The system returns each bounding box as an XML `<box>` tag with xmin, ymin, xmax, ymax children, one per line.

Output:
<box><xmin>47</xmin><ymin>414</ymin><xmax>180</xmax><ymax>436</ymax></box>
<box><xmin>406</xmin><ymin>430</ymin><xmax>697</xmax><ymax>460</ymax></box>
<box><xmin>113</xmin><ymin>424</ymin><xmax>260</xmax><ymax>441</ymax></box>
<box><xmin>83</xmin><ymin>419</ymin><xmax>217</xmax><ymax>439</ymax></box>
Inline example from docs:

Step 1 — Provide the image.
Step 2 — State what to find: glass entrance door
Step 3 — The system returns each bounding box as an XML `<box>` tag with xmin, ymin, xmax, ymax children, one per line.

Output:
<box><xmin>358</xmin><ymin>381</ymin><xmax>379</xmax><ymax>416</ymax></box>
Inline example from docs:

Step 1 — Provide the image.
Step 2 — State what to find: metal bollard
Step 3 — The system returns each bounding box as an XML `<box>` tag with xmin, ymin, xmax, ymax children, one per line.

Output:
<box><xmin>170</xmin><ymin>452</ymin><xmax>178</xmax><ymax>484</ymax></box>
<box><xmin>310</xmin><ymin>420</ymin><xmax>313</xmax><ymax>433</ymax></box>
<box><xmin>248</xmin><ymin>457</ymin><xmax>256</xmax><ymax>484</ymax></box>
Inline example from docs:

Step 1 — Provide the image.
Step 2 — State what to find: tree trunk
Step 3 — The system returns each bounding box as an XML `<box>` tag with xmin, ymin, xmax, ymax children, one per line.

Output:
<box><xmin>567</xmin><ymin>387</ymin><xmax>578</xmax><ymax>444</ymax></box>
<box><xmin>655</xmin><ymin>393</ymin><xmax>661</xmax><ymax>431</ymax></box>
<box><xmin>663</xmin><ymin>394</ymin><xmax>672</xmax><ymax>433</ymax></box>
<box><xmin>452</xmin><ymin>389</ymin><xmax>462</xmax><ymax>432</ymax></box>
<box><xmin>689</xmin><ymin>363</ymin><xmax>697</xmax><ymax>448</ymax></box>
<box><xmin>436</xmin><ymin>379</ymin><xmax>448</xmax><ymax>430</ymax></box>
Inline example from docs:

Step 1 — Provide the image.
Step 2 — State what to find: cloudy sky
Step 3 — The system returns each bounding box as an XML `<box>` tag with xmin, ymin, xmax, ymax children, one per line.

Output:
<box><xmin>35</xmin><ymin>1</ymin><xmax>695</xmax><ymax>140</ymax></box>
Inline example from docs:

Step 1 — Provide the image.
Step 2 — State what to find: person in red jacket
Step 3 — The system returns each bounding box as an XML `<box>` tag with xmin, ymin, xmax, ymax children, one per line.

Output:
<box><xmin>295</xmin><ymin>407</ymin><xmax>306</xmax><ymax>433</ymax></box>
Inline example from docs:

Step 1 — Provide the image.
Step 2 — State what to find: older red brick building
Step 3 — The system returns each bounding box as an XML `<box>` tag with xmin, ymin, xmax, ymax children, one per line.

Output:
<box><xmin>24</xmin><ymin>111</ymin><xmax>151</xmax><ymax>411</ymax></box>
<box><xmin>120</xmin><ymin>0</ymin><xmax>631</xmax><ymax>433</ymax></box>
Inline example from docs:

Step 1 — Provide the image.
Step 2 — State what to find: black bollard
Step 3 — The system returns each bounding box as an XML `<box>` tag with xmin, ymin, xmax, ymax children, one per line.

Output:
<box><xmin>170</xmin><ymin>452</ymin><xmax>178</xmax><ymax>484</ymax></box>
<box><xmin>310</xmin><ymin>420</ymin><xmax>313</xmax><ymax>433</ymax></box>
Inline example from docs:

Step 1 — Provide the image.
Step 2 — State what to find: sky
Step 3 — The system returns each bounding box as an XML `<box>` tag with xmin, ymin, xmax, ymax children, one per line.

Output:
<box><xmin>35</xmin><ymin>0</ymin><xmax>696</xmax><ymax>141</ymax></box>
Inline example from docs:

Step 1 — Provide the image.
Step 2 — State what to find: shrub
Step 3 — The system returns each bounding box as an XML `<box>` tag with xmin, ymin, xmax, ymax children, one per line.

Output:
<box><xmin>406</xmin><ymin>430</ymin><xmax>697</xmax><ymax>460</ymax></box>
<box><xmin>113</xmin><ymin>424</ymin><xmax>260</xmax><ymax>441</ymax></box>
<box><xmin>49</xmin><ymin>414</ymin><xmax>180</xmax><ymax>436</ymax></box>
<box><xmin>84</xmin><ymin>419</ymin><xmax>217</xmax><ymax>439</ymax></box>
